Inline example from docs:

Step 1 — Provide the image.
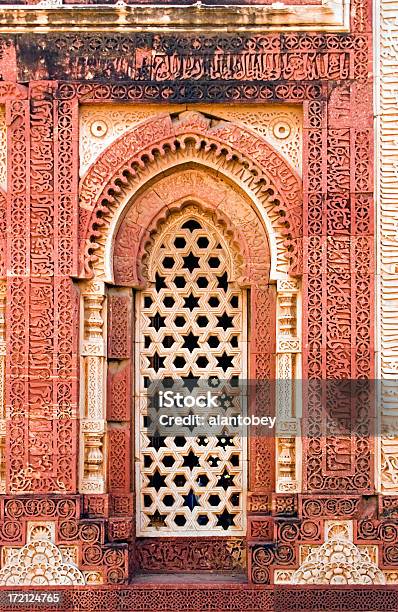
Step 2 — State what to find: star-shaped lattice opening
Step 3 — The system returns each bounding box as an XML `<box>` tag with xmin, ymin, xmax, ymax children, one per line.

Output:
<box><xmin>216</xmin><ymin>508</ymin><xmax>237</xmax><ymax>530</ymax></box>
<box><xmin>183</xmin><ymin>252</ymin><xmax>200</xmax><ymax>273</ymax></box>
<box><xmin>148</xmin><ymin>510</ymin><xmax>167</xmax><ymax>528</ymax></box>
<box><xmin>155</xmin><ymin>272</ymin><xmax>166</xmax><ymax>291</ymax></box>
<box><xmin>217</xmin><ymin>470</ymin><xmax>235</xmax><ymax>490</ymax></box>
<box><xmin>182</xmin><ymin>450</ymin><xmax>200</xmax><ymax>469</ymax></box>
<box><xmin>149</xmin><ymin>352</ymin><xmax>165</xmax><ymax>372</ymax></box>
<box><xmin>183</xmin><ymin>293</ymin><xmax>200</xmax><ymax>310</ymax></box>
<box><xmin>147</xmin><ymin>432</ymin><xmax>167</xmax><ymax>452</ymax></box>
<box><xmin>182</xmin><ymin>331</ymin><xmax>200</xmax><ymax>351</ymax></box>
<box><xmin>217</xmin><ymin>271</ymin><xmax>229</xmax><ymax>292</ymax></box>
<box><xmin>147</xmin><ymin>469</ymin><xmax>167</xmax><ymax>492</ymax></box>
<box><xmin>182</xmin><ymin>489</ymin><xmax>201</xmax><ymax>511</ymax></box>
<box><xmin>216</xmin><ymin>352</ymin><xmax>234</xmax><ymax>371</ymax></box>
<box><xmin>149</xmin><ymin>313</ymin><xmax>166</xmax><ymax>331</ymax></box>
<box><xmin>217</xmin><ymin>312</ymin><xmax>234</xmax><ymax>331</ymax></box>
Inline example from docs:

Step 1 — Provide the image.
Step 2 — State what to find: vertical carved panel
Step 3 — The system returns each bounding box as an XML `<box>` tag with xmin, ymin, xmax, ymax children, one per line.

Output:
<box><xmin>28</xmin><ymin>82</ymin><xmax>57</xmax><ymax>493</ymax></box>
<box><xmin>6</xmin><ymin>97</ymin><xmax>29</xmax><ymax>493</ymax></box>
<box><xmin>0</xmin><ymin>281</ymin><xmax>6</xmax><ymax>493</ymax></box>
<box><xmin>55</xmin><ymin>98</ymin><xmax>79</xmax><ymax>277</ymax></box>
<box><xmin>8</xmin><ymin>82</ymin><xmax>78</xmax><ymax>495</ymax></box>
<box><xmin>54</xmin><ymin>277</ymin><xmax>79</xmax><ymax>492</ymax></box>
<box><xmin>107</xmin><ymin>289</ymin><xmax>132</xmax><ymax>496</ymax></box>
<box><xmin>5</xmin><ymin>84</ymin><xmax>80</xmax><ymax>495</ymax></box>
<box><xmin>379</xmin><ymin>0</ymin><xmax>398</xmax><ymax>492</ymax></box>
<box><xmin>108</xmin><ymin>363</ymin><xmax>130</xmax><ymax>422</ymax></box>
<box><xmin>249</xmin><ymin>285</ymin><xmax>276</xmax><ymax>494</ymax></box>
<box><xmin>108</xmin><ymin>295</ymin><xmax>131</xmax><ymax>360</ymax></box>
<box><xmin>108</xmin><ymin>428</ymin><xmax>130</xmax><ymax>494</ymax></box>
<box><xmin>303</xmin><ymin>84</ymin><xmax>373</xmax><ymax>493</ymax></box>
<box><xmin>0</xmin><ymin>189</ymin><xmax>6</xmax><ymax>281</ymax></box>
<box><xmin>54</xmin><ymin>96</ymin><xmax>79</xmax><ymax>492</ymax></box>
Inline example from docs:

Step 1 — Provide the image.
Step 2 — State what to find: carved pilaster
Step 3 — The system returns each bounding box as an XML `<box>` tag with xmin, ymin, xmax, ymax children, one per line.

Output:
<box><xmin>79</xmin><ymin>281</ymin><xmax>106</xmax><ymax>494</ymax></box>
<box><xmin>277</xmin><ymin>437</ymin><xmax>296</xmax><ymax>489</ymax></box>
<box><xmin>275</xmin><ymin>279</ymin><xmax>301</xmax><ymax>493</ymax></box>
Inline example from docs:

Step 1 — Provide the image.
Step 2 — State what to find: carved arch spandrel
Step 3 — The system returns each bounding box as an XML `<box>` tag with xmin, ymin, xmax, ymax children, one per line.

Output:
<box><xmin>78</xmin><ymin>111</ymin><xmax>303</xmax><ymax>281</ymax></box>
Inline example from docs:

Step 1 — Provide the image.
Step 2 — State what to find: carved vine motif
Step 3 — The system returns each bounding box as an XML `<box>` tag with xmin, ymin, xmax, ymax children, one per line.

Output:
<box><xmin>0</xmin><ymin>497</ymin><xmax>130</xmax><ymax>584</ymax></box>
<box><xmin>136</xmin><ymin>538</ymin><xmax>246</xmax><ymax>572</ymax></box>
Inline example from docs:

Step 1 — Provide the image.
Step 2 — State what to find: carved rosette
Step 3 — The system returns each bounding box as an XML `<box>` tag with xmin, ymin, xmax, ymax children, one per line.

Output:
<box><xmin>275</xmin><ymin>279</ymin><xmax>301</xmax><ymax>493</ymax></box>
<box><xmin>79</xmin><ymin>281</ymin><xmax>107</xmax><ymax>494</ymax></box>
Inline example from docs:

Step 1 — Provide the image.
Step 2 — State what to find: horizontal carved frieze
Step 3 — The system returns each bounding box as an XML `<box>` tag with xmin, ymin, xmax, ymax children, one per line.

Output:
<box><xmin>14</xmin><ymin>34</ymin><xmax>360</xmax><ymax>83</ymax></box>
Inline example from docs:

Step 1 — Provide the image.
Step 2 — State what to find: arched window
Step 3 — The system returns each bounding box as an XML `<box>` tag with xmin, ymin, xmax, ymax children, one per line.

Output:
<box><xmin>136</xmin><ymin>205</ymin><xmax>247</xmax><ymax>536</ymax></box>
<box><xmin>78</xmin><ymin>132</ymin><xmax>302</xmax><ymax>567</ymax></box>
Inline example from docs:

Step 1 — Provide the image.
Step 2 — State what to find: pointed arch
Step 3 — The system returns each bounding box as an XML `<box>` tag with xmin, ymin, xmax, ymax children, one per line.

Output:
<box><xmin>78</xmin><ymin>111</ymin><xmax>303</xmax><ymax>281</ymax></box>
<box><xmin>112</xmin><ymin>167</ymin><xmax>270</xmax><ymax>290</ymax></box>
<box><xmin>76</xmin><ymin>110</ymin><xmax>303</xmax><ymax>526</ymax></box>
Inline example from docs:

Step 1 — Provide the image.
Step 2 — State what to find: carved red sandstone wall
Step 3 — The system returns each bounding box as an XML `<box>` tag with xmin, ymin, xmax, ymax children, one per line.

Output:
<box><xmin>0</xmin><ymin>1</ymin><xmax>385</xmax><ymax>601</ymax></box>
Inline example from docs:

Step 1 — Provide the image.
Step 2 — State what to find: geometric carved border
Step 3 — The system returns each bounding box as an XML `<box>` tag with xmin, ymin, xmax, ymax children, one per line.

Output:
<box><xmin>1</xmin><ymin>585</ymin><xmax>398</xmax><ymax>611</ymax></box>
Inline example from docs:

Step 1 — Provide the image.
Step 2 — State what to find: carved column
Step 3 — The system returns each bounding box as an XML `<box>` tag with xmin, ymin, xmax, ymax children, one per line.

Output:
<box><xmin>79</xmin><ymin>281</ymin><xmax>107</xmax><ymax>493</ymax></box>
<box><xmin>275</xmin><ymin>279</ymin><xmax>301</xmax><ymax>493</ymax></box>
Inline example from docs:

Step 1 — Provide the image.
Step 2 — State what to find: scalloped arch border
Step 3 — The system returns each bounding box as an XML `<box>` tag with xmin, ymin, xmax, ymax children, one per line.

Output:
<box><xmin>113</xmin><ymin>169</ymin><xmax>271</xmax><ymax>289</ymax></box>
<box><xmin>79</xmin><ymin>111</ymin><xmax>302</xmax><ymax>280</ymax></box>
